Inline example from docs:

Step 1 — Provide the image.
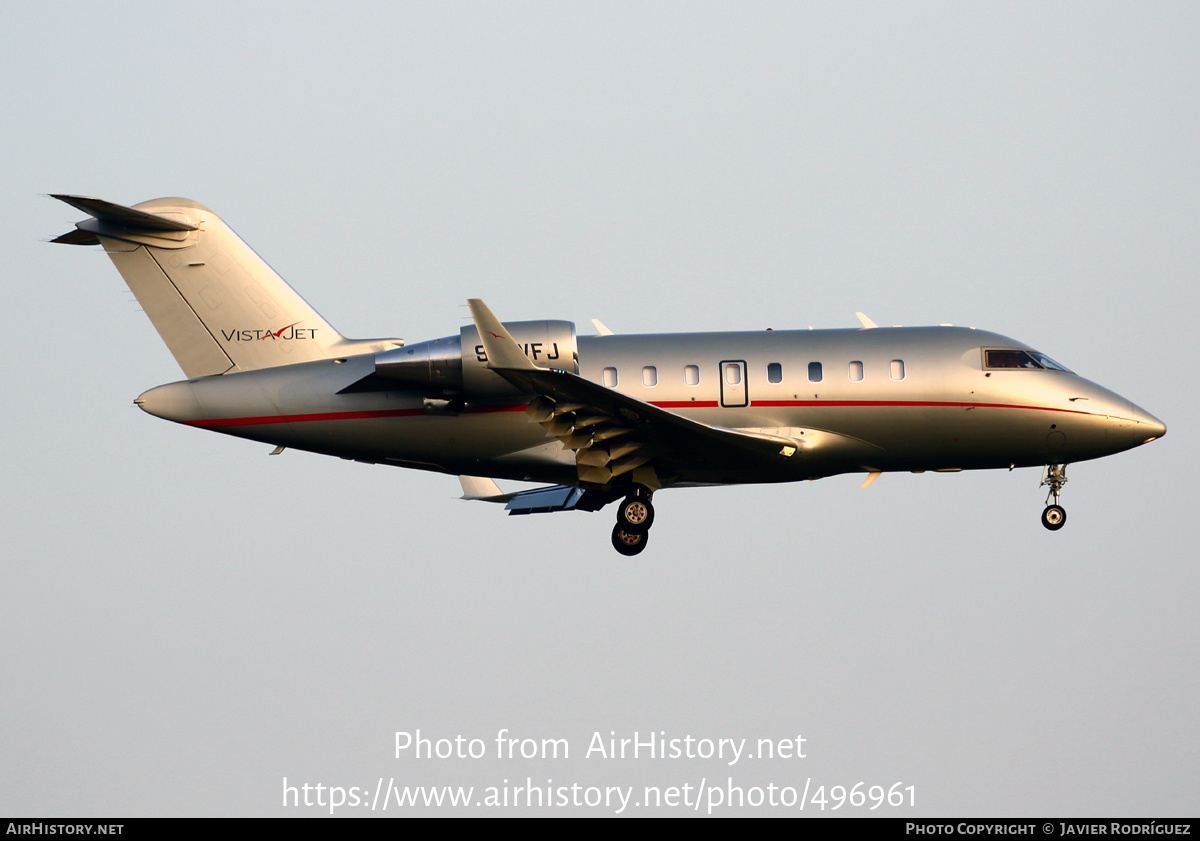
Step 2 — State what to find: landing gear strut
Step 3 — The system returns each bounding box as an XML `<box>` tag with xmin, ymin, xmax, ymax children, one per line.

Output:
<box><xmin>611</xmin><ymin>487</ymin><xmax>655</xmax><ymax>555</ymax></box>
<box><xmin>1040</xmin><ymin>464</ymin><xmax>1068</xmax><ymax>531</ymax></box>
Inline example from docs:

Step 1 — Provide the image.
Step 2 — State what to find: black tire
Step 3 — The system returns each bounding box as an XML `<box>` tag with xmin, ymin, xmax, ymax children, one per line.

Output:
<box><xmin>616</xmin><ymin>496</ymin><xmax>655</xmax><ymax>533</ymax></box>
<box><xmin>611</xmin><ymin>524</ymin><xmax>648</xmax><ymax>556</ymax></box>
<box><xmin>1041</xmin><ymin>504</ymin><xmax>1067</xmax><ymax>531</ymax></box>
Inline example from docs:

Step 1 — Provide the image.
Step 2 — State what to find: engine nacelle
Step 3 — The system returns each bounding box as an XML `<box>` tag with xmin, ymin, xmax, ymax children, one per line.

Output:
<box><xmin>461</xmin><ymin>319</ymin><xmax>578</xmax><ymax>399</ymax></box>
<box><xmin>374</xmin><ymin>335</ymin><xmax>463</xmax><ymax>390</ymax></box>
<box><xmin>372</xmin><ymin>320</ymin><xmax>577</xmax><ymax>401</ymax></box>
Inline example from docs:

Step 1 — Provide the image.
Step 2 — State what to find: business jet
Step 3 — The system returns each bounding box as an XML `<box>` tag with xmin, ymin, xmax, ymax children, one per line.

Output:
<box><xmin>51</xmin><ymin>195</ymin><xmax>1166</xmax><ymax>555</ymax></box>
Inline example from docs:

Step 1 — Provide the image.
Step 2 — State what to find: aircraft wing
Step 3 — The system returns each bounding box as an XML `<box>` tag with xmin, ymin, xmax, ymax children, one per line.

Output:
<box><xmin>459</xmin><ymin>475</ymin><xmax>619</xmax><ymax>514</ymax></box>
<box><xmin>468</xmin><ymin>299</ymin><xmax>803</xmax><ymax>487</ymax></box>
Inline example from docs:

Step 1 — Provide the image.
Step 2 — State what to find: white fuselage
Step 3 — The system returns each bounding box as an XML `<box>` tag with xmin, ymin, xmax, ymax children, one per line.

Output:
<box><xmin>136</xmin><ymin>325</ymin><xmax>1164</xmax><ymax>488</ymax></box>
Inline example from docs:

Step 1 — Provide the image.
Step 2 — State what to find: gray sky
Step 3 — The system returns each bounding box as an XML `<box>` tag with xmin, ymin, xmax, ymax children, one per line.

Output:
<box><xmin>2</xmin><ymin>1</ymin><xmax>1196</xmax><ymax>816</ymax></box>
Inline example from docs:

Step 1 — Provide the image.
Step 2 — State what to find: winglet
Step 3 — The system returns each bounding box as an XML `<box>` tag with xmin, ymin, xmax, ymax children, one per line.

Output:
<box><xmin>591</xmin><ymin>318</ymin><xmax>614</xmax><ymax>336</ymax></box>
<box><xmin>467</xmin><ymin>299</ymin><xmax>538</xmax><ymax>370</ymax></box>
<box><xmin>459</xmin><ymin>475</ymin><xmax>509</xmax><ymax>501</ymax></box>
<box><xmin>855</xmin><ymin>312</ymin><xmax>878</xmax><ymax>329</ymax></box>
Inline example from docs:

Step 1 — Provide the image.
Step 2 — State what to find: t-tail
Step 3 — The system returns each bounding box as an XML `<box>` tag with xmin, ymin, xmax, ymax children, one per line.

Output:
<box><xmin>51</xmin><ymin>195</ymin><xmax>401</xmax><ymax>377</ymax></box>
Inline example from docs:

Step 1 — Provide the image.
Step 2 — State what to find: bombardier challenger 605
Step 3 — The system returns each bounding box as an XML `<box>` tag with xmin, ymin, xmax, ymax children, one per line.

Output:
<box><xmin>52</xmin><ymin>195</ymin><xmax>1166</xmax><ymax>555</ymax></box>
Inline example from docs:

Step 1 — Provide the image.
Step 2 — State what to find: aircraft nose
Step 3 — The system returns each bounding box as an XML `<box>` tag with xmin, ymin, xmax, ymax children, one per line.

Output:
<box><xmin>134</xmin><ymin>381</ymin><xmax>202</xmax><ymax>423</ymax></box>
<box><xmin>1131</xmin><ymin>403</ymin><xmax>1166</xmax><ymax>442</ymax></box>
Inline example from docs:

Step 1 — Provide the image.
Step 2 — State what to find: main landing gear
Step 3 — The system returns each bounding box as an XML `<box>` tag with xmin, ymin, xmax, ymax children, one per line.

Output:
<box><xmin>1040</xmin><ymin>463</ymin><xmax>1068</xmax><ymax>531</ymax></box>
<box><xmin>611</xmin><ymin>487</ymin><xmax>655</xmax><ymax>556</ymax></box>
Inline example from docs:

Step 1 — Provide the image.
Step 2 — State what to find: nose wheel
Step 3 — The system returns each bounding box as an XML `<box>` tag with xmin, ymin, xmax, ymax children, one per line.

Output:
<box><xmin>1040</xmin><ymin>464</ymin><xmax>1068</xmax><ymax>531</ymax></box>
<box><xmin>1041</xmin><ymin>504</ymin><xmax>1066</xmax><ymax>530</ymax></box>
<box><xmin>611</xmin><ymin>488</ymin><xmax>654</xmax><ymax>555</ymax></box>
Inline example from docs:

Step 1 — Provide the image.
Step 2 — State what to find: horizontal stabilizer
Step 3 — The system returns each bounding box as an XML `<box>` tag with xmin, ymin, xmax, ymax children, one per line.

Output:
<box><xmin>50</xmin><ymin>227</ymin><xmax>102</xmax><ymax>246</ymax></box>
<box><xmin>50</xmin><ymin>194</ymin><xmax>198</xmax><ymax>232</ymax></box>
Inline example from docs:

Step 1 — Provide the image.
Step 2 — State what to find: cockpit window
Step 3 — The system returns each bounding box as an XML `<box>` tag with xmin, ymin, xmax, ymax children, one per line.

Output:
<box><xmin>1029</xmin><ymin>352</ymin><xmax>1072</xmax><ymax>372</ymax></box>
<box><xmin>984</xmin><ymin>349</ymin><xmax>1072</xmax><ymax>373</ymax></box>
<box><xmin>986</xmin><ymin>350</ymin><xmax>1039</xmax><ymax>369</ymax></box>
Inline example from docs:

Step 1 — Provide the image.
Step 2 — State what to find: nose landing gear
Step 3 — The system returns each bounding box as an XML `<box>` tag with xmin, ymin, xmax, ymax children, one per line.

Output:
<box><xmin>1040</xmin><ymin>464</ymin><xmax>1068</xmax><ymax>531</ymax></box>
<box><xmin>611</xmin><ymin>487</ymin><xmax>655</xmax><ymax>555</ymax></box>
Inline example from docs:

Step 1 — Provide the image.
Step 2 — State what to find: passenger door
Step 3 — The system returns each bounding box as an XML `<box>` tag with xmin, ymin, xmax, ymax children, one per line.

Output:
<box><xmin>719</xmin><ymin>360</ymin><xmax>748</xmax><ymax>407</ymax></box>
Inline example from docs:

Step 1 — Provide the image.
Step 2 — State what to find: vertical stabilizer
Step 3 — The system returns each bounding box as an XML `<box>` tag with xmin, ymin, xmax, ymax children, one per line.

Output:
<box><xmin>52</xmin><ymin>195</ymin><xmax>399</xmax><ymax>377</ymax></box>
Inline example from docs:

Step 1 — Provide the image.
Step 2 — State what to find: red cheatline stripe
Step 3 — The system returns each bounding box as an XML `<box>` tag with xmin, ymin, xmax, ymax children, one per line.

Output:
<box><xmin>746</xmin><ymin>399</ymin><xmax>1129</xmax><ymax>420</ymax></box>
<box><xmin>463</xmin><ymin>404</ymin><xmax>528</xmax><ymax>415</ymax></box>
<box><xmin>185</xmin><ymin>403</ymin><xmax>528</xmax><ymax>428</ymax></box>
<box><xmin>183</xmin><ymin>398</ymin><xmax>1131</xmax><ymax>428</ymax></box>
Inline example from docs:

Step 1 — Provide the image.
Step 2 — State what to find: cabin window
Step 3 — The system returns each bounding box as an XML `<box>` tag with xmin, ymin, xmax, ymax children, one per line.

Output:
<box><xmin>808</xmin><ymin>361</ymin><xmax>823</xmax><ymax>383</ymax></box>
<box><xmin>684</xmin><ymin>364</ymin><xmax>699</xmax><ymax>386</ymax></box>
<box><xmin>603</xmin><ymin>367</ymin><xmax>618</xmax><ymax>388</ymax></box>
<box><xmin>890</xmin><ymin>359</ymin><xmax>905</xmax><ymax>381</ymax></box>
<box><xmin>725</xmin><ymin>363</ymin><xmax>742</xmax><ymax>385</ymax></box>
<box><xmin>642</xmin><ymin>366</ymin><xmax>658</xmax><ymax>387</ymax></box>
<box><xmin>767</xmin><ymin>362</ymin><xmax>783</xmax><ymax>383</ymax></box>
<box><xmin>849</xmin><ymin>361</ymin><xmax>864</xmax><ymax>382</ymax></box>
